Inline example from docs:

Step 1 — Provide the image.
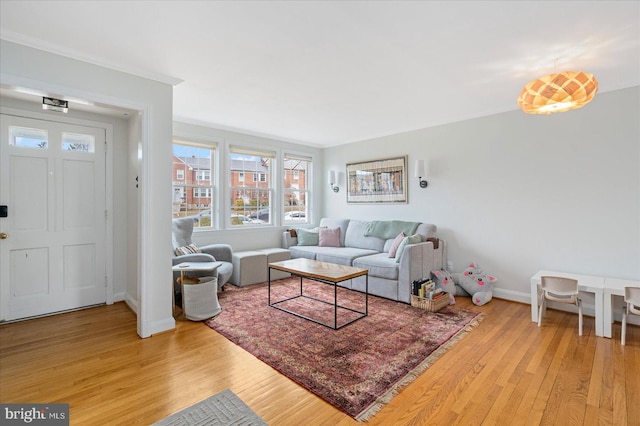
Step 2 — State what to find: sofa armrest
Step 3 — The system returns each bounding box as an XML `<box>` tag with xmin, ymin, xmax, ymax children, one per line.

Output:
<box><xmin>283</xmin><ymin>232</ymin><xmax>297</xmax><ymax>249</ymax></box>
<box><xmin>200</xmin><ymin>244</ymin><xmax>233</xmax><ymax>263</ymax></box>
<box><xmin>173</xmin><ymin>253</ymin><xmax>216</xmax><ymax>265</ymax></box>
<box><xmin>397</xmin><ymin>240</ymin><xmax>445</xmax><ymax>303</ymax></box>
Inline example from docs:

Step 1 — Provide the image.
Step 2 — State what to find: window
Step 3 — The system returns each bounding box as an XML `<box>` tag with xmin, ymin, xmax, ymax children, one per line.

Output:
<box><xmin>62</xmin><ymin>132</ymin><xmax>94</xmax><ymax>152</ymax></box>
<box><xmin>196</xmin><ymin>170</ymin><xmax>210</xmax><ymax>181</ymax></box>
<box><xmin>252</xmin><ymin>172</ymin><xmax>266</xmax><ymax>182</ymax></box>
<box><xmin>9</xmin><ymin>126</ymin><xmax>48</xmax><ymax>149</ymax></box>
<box><xmin>284</xmin><ymin>154</ymin><xmax>311</xmax><ymax>224</ymax></box>
<box><xmin>173</xmin><ymin>141</ymin><xmax>216</xmax><ymax>228</ymax></box>
<box><xmin>193</xmin><ymin>188</ymin><xmax>212</xmax><ymax>198</ymax></box>
<box><xmin>229</xmin><ymin>146</ymin><xmax>275</xmax><ymax>225</ymax></box>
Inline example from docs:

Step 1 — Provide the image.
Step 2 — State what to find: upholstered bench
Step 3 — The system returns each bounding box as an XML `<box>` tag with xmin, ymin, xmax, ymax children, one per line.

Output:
<box><xmin>230</xmin><ymin>251</ymin><xmax>267</xmax><ymax>287</ymax></box>
<box><xmin>258</xmin><ymin>248</ymin><xmax>291</xmax><ymax>280</ymax></box>
<box><xmin>230</xmin><ymin>249</ymin><xmax>291</xmax><ymax>287</ymax></box>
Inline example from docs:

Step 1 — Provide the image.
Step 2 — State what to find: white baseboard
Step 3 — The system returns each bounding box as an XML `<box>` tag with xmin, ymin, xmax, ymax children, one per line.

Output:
<box><xmin>125</xmin><ymin>293</ymin><xmax>138</xmax><ymax>314</ymax></box>
<box><xmin>113</xmin><ymin>292</ymin><xmax>126</xmax><ymax>302</ymax></box>
<box><xmin>139</xmin><ymin>317</ymin><xmax>175</xmax><ymax>338</ymax></box>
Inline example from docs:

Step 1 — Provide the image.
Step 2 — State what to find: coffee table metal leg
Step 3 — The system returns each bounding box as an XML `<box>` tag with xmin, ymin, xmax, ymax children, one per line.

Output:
<box><xmin>334</xmin><ymin>282</ymin><xmax>338</xmax><ymax>329</ymax></box>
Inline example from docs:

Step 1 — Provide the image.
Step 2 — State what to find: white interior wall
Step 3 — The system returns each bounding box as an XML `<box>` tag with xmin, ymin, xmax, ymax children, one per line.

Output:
<box><xmin>323</xmin><ymin>87</ymin><xmax>640</xmax><ymax>308</ymax></box>
<box><xmin>173</xmin><ymin>121</ymin><xmax>324</xmax><ymax>251</ymax></box>
<box><xmin>1</xmin><ymin>40</ymin><xmax>175</xmax><ymax>337</ymax></box>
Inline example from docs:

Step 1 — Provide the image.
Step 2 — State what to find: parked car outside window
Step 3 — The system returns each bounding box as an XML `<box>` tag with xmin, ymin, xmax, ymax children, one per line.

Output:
<box><xmin>284</xmin><ymin>210</ymin><xmax>306</xmax><ymax>222</ymax></box>
<box><xmin>248</xmin><ymin>208</ymin><xmax>270</xmax><ymax>222</ymax></box>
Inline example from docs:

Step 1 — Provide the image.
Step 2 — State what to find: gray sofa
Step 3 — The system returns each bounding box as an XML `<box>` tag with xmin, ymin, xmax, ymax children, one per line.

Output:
<box><xmin>282</xmin><ymin>218</ymin><xmax>445</xmax><ymax>304</ymax></box>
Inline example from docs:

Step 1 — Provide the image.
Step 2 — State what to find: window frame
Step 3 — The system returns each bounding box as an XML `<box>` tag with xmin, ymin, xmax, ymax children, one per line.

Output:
<box><xmin>283</xmin><ymin>153</ymin><xmax>312</xmax><ymax>225</ymax></box>
<box><xmin>229</xmin><ymin>145</ymin><xmax>275</xmax><ymax>227</ymax></box>
<box><xmin>172</xmin><ymin>139</ymin><xmax>217</xmax><ymax>229</ymax></box>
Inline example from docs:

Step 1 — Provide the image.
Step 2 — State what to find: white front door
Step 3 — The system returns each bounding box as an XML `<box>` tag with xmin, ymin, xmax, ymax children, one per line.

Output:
<box><xmin>0</xmin><ymin>114</ymin><xmax>107</xmax><ymax>321</ymax></box>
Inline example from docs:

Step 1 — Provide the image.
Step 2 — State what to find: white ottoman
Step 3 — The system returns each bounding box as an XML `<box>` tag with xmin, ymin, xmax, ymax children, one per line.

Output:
<box><xmin>230</xmin><ymin>251</ymin><xmax>268</xmax><ymax>287</ymax></box>
<box><xmin>258</xmin><ymin>248</ymin><xmax>291</xmax><ymax>281</ymax></box>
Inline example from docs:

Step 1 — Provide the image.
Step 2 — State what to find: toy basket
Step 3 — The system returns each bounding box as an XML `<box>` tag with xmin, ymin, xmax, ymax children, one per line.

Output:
<box><xmin>411</xmin><ymin>293</ymin><xmax>449</xmax><ymax>312</ymax></box>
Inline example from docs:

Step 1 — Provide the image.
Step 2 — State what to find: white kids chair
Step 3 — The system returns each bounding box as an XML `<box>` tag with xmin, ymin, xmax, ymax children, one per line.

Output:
<box><xmin>538</xmin><ymin>276</ymin><xmax>583</xmax><ymax>336</ymax></box>
<box><xmin>621</xmin><ymin>286</ymin><xmax>640</xmax><ymax>345</ymax></box>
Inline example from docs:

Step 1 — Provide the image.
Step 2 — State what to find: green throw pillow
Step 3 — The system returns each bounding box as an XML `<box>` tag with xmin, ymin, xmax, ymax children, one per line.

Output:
<box><xmin>297</xmin><ymin>228</ymin><xmax>319</xmax><ymax>246</ymax></box>
<box><xmin>394</xmin><ymin>233</ymin><xmax>422</xmax><ymax>263</ymax></box>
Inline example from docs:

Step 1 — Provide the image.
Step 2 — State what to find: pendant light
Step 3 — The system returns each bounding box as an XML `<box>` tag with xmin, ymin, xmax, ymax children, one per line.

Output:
<box><xmin>517</xmin><ymin>71</ymin><xmax>598</xmax><ymax>114</ymax></box>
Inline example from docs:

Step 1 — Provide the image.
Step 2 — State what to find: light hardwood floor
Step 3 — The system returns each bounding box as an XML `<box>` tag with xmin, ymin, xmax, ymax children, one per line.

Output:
<box><xmin>1</xmin><ymin>296</ymin><xmax>638</xmax><ymax>425</ymax></box>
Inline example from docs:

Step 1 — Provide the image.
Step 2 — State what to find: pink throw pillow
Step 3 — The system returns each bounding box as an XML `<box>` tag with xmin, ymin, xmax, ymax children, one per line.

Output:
<box><xmin>318</xmin><ymin>227</ymin><xmax>341</xmax><ymax>247</ymax></box>
<box><xmin>388</xmin><ymin>232</ymin><xmax>406</xmax><ymax>257</ymax></box>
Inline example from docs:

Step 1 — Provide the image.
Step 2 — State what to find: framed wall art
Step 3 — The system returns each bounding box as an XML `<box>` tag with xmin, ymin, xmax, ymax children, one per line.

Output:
<box><xmin>346</xmin><ymin>155</ymin><xmax>408</xmax><ymax>204</ymax></box>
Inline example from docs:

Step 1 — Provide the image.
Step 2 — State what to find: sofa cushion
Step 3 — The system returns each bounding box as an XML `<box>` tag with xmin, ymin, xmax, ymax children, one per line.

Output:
<box><xmin>416</xmin><ymin>223</ymin><xmax>437</xmax><ymax>239</ymax></box>
<box><xmin>344</xmin><ymin>220</ymin><xmax>385</xmax><ymax>252</ymax></box>
<box><xmin>353</xmin><ymin>253</ymin><xmax>399</xmax><ymax>280</ymax></box>
<box><xmin>316</xmin><ymin>247</ymin><xmax>379</xmax><ymax>266</ymax></box>
<box><xmin>289</xmin><ymin>246</ymin><xmax>320</xmax><ymax>260</ymax></box>
<box><xmin>319</xmin><ymin>218</ymin><xmax>350</xmax><ymax>247</ymax></box>
<box><xmin>318</xmin><ymin>227</ymin><xmax>341</xmax><ymax>247</ymax></box>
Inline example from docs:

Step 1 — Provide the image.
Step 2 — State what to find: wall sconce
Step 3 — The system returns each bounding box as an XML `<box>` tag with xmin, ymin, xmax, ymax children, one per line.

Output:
<box><xmin>415</xmin><ymin>160</ymin><xmax>428</xmax><ymax>188</ymax></box>
<box><xmin>328</xmin><ymin>170</ymin><xmax>339</xmax><ymax>193</ymax></box>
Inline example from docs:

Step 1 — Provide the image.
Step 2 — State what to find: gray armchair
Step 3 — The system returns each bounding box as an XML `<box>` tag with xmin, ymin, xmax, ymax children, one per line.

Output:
<box><xmin>172</xmin><ymin>217</ymin><xmax>234</xmax><ymax>292</ymax></box>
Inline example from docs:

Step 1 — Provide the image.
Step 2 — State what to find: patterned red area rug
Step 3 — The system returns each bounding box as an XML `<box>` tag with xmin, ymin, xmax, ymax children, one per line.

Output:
<box><xmin>206</xmin><ymin>278</ymin><xmax>482</xmax><ymax>420</ymax></box>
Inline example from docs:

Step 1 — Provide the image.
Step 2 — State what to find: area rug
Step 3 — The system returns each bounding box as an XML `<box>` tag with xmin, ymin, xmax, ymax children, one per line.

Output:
<box><xmin>206</xmin><ymin>278</ymin><xmax>482</xmax><ymax>421</ymax></box>
<box><xmin>153</xmin><ymin>389</ymin><xmax>267</xmax><ymax>426</ymax></box>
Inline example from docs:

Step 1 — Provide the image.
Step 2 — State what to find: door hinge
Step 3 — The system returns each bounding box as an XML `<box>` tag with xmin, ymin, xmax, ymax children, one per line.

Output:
<box><xmin>105</xmin><ymin>209</ymin><xmax>108</xmax><ymax>220</ymax></box>
<box><xmin>104</xmin><ymin>140</ymin><xmax>107</xmax><ymax>153</ymax></box>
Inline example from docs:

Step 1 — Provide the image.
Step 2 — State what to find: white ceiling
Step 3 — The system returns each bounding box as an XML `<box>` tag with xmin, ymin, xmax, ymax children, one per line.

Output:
<box><xmin>1</xmin><ymin>1</ymin><xmax>639</xmax><ymax>147</ymax></box>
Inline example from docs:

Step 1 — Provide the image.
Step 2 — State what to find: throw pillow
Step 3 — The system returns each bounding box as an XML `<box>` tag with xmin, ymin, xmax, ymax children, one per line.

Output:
<box><xmin>174</xmin><ymin>243</ymin><xmax>201</xmax><ymax>256</ymax></box>
<box><xmin>296</xmin><ymin>228</ymin><xmax>319</xmax><ymax>246</ymax></box>
<box><xmin>388</xmin><ymin>232</ymin><xmax>406</xmax><ymax>258</ymax></box>
<box><xmin>319</xmin><ymin>227</ymin><xmax>341</xmax><ymax>247</ymax></box>
<box><xmin>394</xmin><ymin>233</ymin><xmax>422</xmax><ymax>263</ymax></box>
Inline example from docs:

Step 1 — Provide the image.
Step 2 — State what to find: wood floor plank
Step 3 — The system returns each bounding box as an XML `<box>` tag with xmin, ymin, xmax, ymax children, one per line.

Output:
<box><xmin>1</xmin><ymin>297</ymin><xmax>639</xmax><ymax>426</ymax></box>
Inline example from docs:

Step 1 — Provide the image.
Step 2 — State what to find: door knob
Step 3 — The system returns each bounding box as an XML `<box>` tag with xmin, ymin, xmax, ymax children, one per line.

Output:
<box><xmin>0</xmin><ymin>233</ymin><xmax>7</xmax><ymax>239</ymax></box>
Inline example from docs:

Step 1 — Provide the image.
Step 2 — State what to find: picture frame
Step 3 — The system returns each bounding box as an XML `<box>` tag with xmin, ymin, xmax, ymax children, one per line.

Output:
<box><xmin>346</xmin><ymin>155</ymin><xmax>408</xmax><ymax>204</ymax></box>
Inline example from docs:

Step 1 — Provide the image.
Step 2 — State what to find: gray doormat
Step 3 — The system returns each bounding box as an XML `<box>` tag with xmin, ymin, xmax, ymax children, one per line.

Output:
<box><xmin>153</xmin><ymin>389</ymin><xmax>267</xmax><ymax>426</ymax></box>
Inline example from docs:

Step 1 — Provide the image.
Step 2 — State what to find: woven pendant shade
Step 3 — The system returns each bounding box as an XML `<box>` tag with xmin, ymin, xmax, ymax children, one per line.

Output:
<box><xmin>517</xmin><ymin>71</ymin><xmax>598</xmax><ymax>114</ymax></box>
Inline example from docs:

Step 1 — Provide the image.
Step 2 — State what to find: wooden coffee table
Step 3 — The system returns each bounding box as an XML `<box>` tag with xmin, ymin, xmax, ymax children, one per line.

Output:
<box><xmin>268</xmin><ymin>258</ymin><xmax>368</xmax><ymax>329</ymax></box>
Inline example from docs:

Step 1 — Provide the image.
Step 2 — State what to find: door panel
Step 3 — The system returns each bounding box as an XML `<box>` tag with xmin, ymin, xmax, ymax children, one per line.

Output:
<box><xmin>11</xmin><ymin>247</ymin><xmax>49</xmax><ymax>297</ymax></box>
<box><xmin>0</xmin><ymin>114</ymin><xmax>107</xmax><ymax>321</ymax></box>
<box><xmin>63</xmin><ymin>159</ymin><xmax>95</xmax><ymax>229</ymax></box>
<box><xmin>11</xmin><ymin>156</ymin><xmax>48</xmax><ymax>231</ymax></box>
